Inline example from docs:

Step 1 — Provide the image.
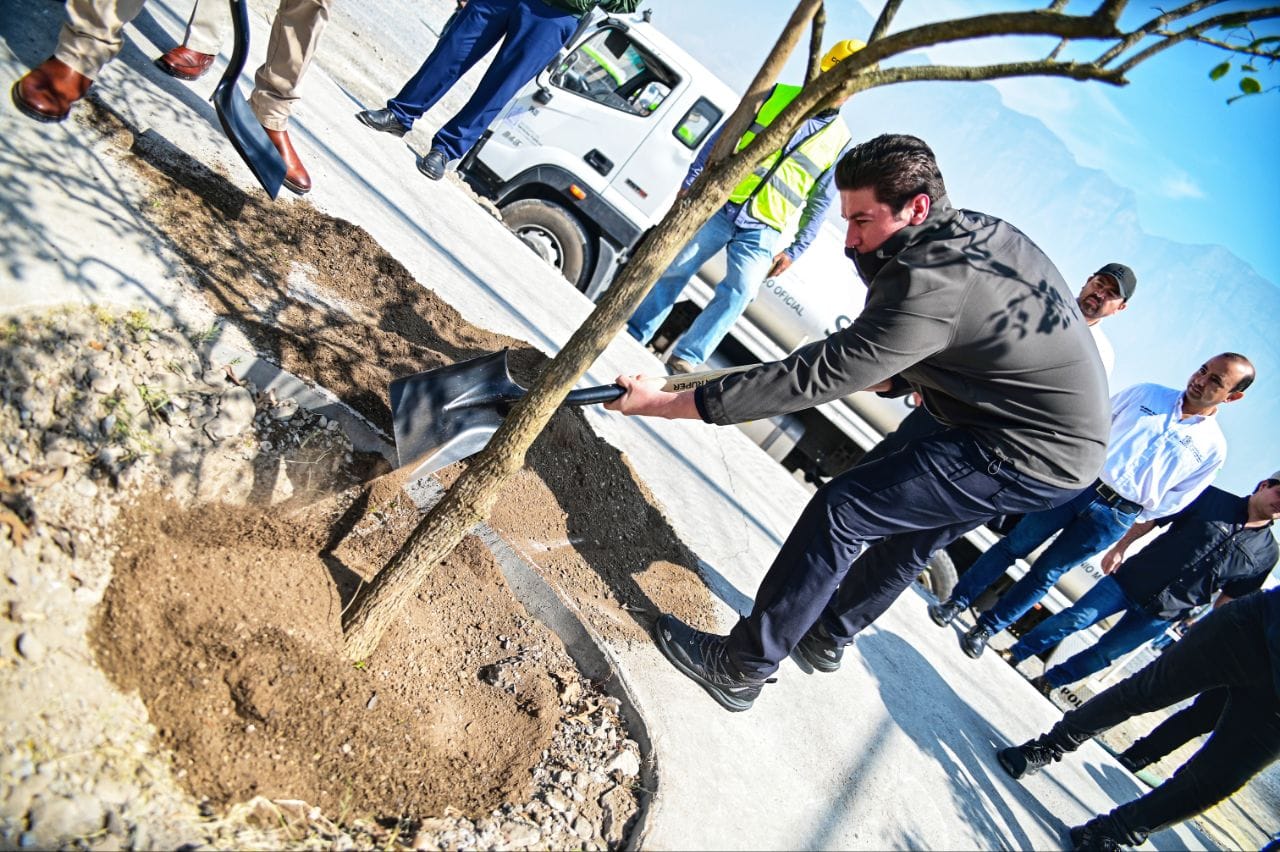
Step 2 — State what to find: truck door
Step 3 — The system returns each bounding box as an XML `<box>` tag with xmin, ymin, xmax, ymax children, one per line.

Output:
<box><xmin>532</xmin><ymin>24</ymin><xmax>721</xmax><ymax>224</ymax></box>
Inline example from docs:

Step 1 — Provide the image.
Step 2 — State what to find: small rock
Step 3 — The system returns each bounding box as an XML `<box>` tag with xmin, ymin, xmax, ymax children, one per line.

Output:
<box><xmin>74</xmin><ymin>477</ymin><xmax>98</xmax><ymax>498</ymax></box>
<box><xmin>16</xmin><ymin>632</ymin><xmax>45</xmax><ymax>663</ymax></box>
<box><xmin>44</xmin><ymin>450</ymin><xmax>76</xmax><ymax>468</ymax></box>
<box><xmin>366</xmin><ymin>694</ymin><xmax>379</xmax><ymax>710</ymax></box>
<box><xmin>572</xmin><ymin>815</ymin><xmax>594</xmax><ymax>839</ymax></box>
<box><xmin>544</xmin><ymin>791</ymin><xmax>570</xmax><ymax>813</ymax></box>
<box><xmin>340</xmin><ymin>742</ymin><xmax>352</xmax><ymax>754</ymax></box>
<box><xmin>603</xmin><ymin>748</ymin><xmax>640</xmax><ymax>779</ymax></box>
<box><xmin>499</xmin><ymin>820</ymin><xmax>540</xmax><ymax>848</ymax></box>
<box><xmin>270</xmin><ymin>399</ymin><xmax>299</xmax><ymax>421</ymax></box>
<box><xmin>28</xmin><ymin>794</ymin><xmax>104</xmax><ymax>843</ymax></box>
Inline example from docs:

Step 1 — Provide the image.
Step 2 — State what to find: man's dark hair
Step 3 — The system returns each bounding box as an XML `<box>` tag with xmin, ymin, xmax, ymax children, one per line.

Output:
<box><xmin>835</xmin><ymin>134</ymin><xmax>947</xmax><ymax>210</ymax></box>
<box><xmin>1220</xmin><ymin>352</ymin><xmax>1256</xmax><ymax>392</ymax></box>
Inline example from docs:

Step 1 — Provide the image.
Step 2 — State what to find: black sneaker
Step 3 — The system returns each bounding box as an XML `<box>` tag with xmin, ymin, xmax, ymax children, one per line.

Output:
<box><xmin>653</xmin><ymin>613</ymin><xmax>773</xmax><ymax>712</ymax></box>
<box><xmin>417</xmin><ymin>148</ymin><xmax>448</xmax><ymax>180</ymax></box>
<box><xmin>961</xmin><ymin>624</ymin><xmax>992</xmax><ymax>658</ymax></box>
<box><xmin>1069</xmin><ymin>815</ymin><xmax>1128</xmax><ymax>851</ymax></box>
<box><xmin>356</xmin><ymin>108</ymin><xmax>409</xmax><ymax>137</ymax></box>
<box><xmin>793</xmin><ymin>623</ymin><xmax>844</xmax><ymax>673</ymax></box>
<box><xmin>927</xmin><ymin>599</ymin><xmax>963</xmax><ymax>627</ymax></box>
<box><xmin>997</xmin><ymin>735</ymin><xmax>1064</xmax><ymax>779</ymax></box>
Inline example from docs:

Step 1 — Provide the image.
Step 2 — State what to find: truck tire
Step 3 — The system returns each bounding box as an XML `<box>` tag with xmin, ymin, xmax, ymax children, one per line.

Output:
<box><xmin>918</xmin><ymin>550</ymin><xmax>959</xmax><ymax>600</ymax></box>
<box><xmin>501</xmin><ymin>199</ymin><xmax>590</xmax><ymax>290</ymax></box>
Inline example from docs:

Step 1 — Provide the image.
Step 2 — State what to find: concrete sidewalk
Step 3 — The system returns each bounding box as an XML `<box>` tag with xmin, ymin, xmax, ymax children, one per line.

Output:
<box><xmin>0</xmin><ymin>2</ymin><xmax>1213</xmax><ymax>849</ymax></box>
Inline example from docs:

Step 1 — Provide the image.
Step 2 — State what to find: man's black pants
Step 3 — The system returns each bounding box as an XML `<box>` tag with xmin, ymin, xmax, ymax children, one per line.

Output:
<box><xmin>725</xmin><ymin>427</ymin><xmax>1075</xmax><ymax>678</ymax></box>
<box><xmin>1058</xmin><ymin>594</ymin><xmax>1280</xmax><ymax>844</ymax></box>
<box><xmin>1121</xmin><ymin>687</ymin><xmax>1228</xmax><ymax>768</ymax></box>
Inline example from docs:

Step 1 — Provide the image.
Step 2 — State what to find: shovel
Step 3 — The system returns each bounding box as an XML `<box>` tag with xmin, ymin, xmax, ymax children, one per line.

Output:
<box><xmin>390</xmin><ymin>350</ymin><xmax>755</xmax><ymax>478</ymax></box>
<box><xmin>212</xmin><ymin>0</ymin><xmax>286</xmax><ymax>198</ymax></box>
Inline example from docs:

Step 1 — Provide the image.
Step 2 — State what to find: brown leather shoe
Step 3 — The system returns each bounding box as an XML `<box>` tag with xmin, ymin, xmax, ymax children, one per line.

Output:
<box><xmin>155</xmin><ymin>45</ymin><xmax>216</xmax><ymax>81</ymax></box>
<box><xmin>263</xmin><ymin>127</ymin><xmax>311</xmax><ymax>194</ymax></box>
<box><xmin>11</xmin><ymin>57</ymin><xmax>92</xmax><ymax>123</ymax></box>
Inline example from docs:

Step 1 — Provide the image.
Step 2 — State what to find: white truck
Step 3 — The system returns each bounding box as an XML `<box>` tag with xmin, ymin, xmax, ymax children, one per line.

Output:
<box><xmin>457</xmin><ymin>10</ymin><xmax>1105</xmax><ymax>634</ymax></box>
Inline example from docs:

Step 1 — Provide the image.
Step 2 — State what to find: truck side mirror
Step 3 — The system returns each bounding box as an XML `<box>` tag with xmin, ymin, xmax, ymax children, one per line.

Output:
<box><xmin>533</xmin><ymin>86</ymin><xmax>554</xmax><ymax>105</ymax></box>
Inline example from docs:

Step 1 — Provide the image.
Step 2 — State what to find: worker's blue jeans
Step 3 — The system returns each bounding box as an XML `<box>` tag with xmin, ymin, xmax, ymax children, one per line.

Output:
<box><xmin>1008</xmin><ymin>575</ymin><xmax>1170</xmax><ymax>686</ymax></box>
<box><xmin>947</xmin><ymin>487</ymin><xmax>1138</xmax><ymax>633</ymax></box>
<box><xmin>387</xmin><ymin>0</ymin><xmax>577</xmax><ymax>160</ymax></box>
<box><xmin>723</xmin><ymin>427</ymin><xmax>1076</xmax><ymax>678</ymax></box>
<box><xmin>626</xmin><ymin>206</ymin><xmax>778</xmax><ymax>365</ymax></box>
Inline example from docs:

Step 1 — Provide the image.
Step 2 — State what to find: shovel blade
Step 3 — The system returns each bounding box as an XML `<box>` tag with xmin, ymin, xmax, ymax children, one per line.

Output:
<box><xmin>213</xmin><ymin>80</ymin><xmax>286</xmax><ymax>199</ymax></box>
<box><xmin>390</xmin><ymin>350</ymin><xmax>527</xmax><ymax>477</ymax></box>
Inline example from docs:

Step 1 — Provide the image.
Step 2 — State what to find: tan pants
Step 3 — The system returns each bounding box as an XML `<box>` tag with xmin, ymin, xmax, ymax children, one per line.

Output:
<box><xmin>55</xmin><ymin>0</ymin><xmax>331</xmax><ymax>129</ymax></box>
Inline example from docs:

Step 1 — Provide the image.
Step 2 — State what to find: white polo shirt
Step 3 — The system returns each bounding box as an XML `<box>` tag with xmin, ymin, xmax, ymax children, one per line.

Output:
<box><xmin>1089</xmin><ymin>324</ymin><xmax>1115</xmax><ymax>380</ymax></box>
<box><xmin>1101</xmin><ymin>383</ymin><xmax>1227</xmax><ymax>522</ymax></box>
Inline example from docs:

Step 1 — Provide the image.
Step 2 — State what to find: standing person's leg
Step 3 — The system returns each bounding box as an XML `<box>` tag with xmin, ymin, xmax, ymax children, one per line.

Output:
<box><xmin>974</xmin><ymin>498</ymin><xmax>1138</xmax><ymax>635</ymax></box>
<box><xmin>1119</xmin><ymin>688</ymin><xmax>1229</xmax><ymax>769</ymax></box>
<box><xmin>430</xmin><ymin>0</ymin><xmax>576</xmax><ymax>161</ymax></box>
<box><xmin>724</xmin><ymin>430</ymin><xmax>1073</xmax><ymax>678</ymax></box>
<box><xmin>626</xmin><ymin>210</ymin><xmax>735</xmax><ymax>346</ymax></box>
<box><xmin>249</xmin><ymin>0</ymin><xmax>332</xmax><ymax>130</ymax></box>
<box><xmin>15</xmin><ymin>0</ymin><xmax>145</xmax><ymax>121</ymax></box>
<box><xmin>1100</xmin><ymin>686</ymin><xmax>1280</xmax><ymax>846</ymax></box>
<box><xmin>856</xmin><ymin>406</ymin><xmax>945</xmax><ymax>467</ymax></box>
<box><xmin>156</xmin><ymin>0</ymin><xmax>222</xmax><ymax>80</ymax></box>
<box><xmin>1006</xmin><ymin>575</ymin><xmax>1130</xmax><ymax>664</ymax></box>
<box><xmin>1040</xmin><ymin>606</ymin><xmax>1170</xmax><ymax>688</ymax></box>
<box><xmin>668</xmin><ymin>227</ymin><xmax>778</xmax><ymax>365</ymax></box>
<box><xmin>386</xmin><ymin>0</ymin><xmax>512</xmax><ymax>129</ymax></box>
<box><xmin>944</xmin><ymin>488</ymin><xmax>1092</xmax><ymax>612</ymax></box>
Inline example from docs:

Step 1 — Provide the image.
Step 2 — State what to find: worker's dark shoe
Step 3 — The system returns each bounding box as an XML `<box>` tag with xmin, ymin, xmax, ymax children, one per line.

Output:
<box><xmin>356</xmin><ymin>107</ymin><xmax>409</xmax><ymax>137</ymax></box>
<box><xmin>155</xmin><ymin>45</ymin><xmax>216</xmax><ymax>81</ymax></box>
<box><xmin>927</xmin><ymin>599</ymin><xmax>963</xmax><ymax>627</ymax></box>
<box><xmin>263</xmin><ymin>127</ymin><xmax>311</xmax><ymax>194</ymax></box>
<box><xmin>793</xmin><ymin>623</ymin><xmax>844</xmax><ymax>673</ymax></box>
<box><xmin>12</xmin><ymin>57</ymin><xmax>91</xmax><ymax>123</ymax></box>
<box><xmin>1069</xmin><ymin>815</ymin><xmax>1129</xmax><ymax>851</ymax></box>
<box><xmin>652</xmin><ymin>613</ymin><xmax>773</xmax><ymax>712</ymax></box>
<box><xmin>1115</xmin><ymin>752</ymin><xmax>1148</xmax><ymax>774</ymax></box>
<box><xmin>417</xmin><ymin>148</ymin><xmax>448</xmax><ymax>180</ymax></box>
<box><xmin>960</xmin><ymin>623</ymin><xmax>992</xmax><ymax>658</ymax></box>
<box><xmin>997</xmin><ymin>734</ymin><xmax>1065</xmax><ymax>780</ymax></box>
<box><xmin>1029</xmin><ymin>674</ymin><xmax>1055</xmax><ymax>697</ymax></box>
<box><xmin>665</xmin><ymin>356</ymin><xmax>697</xmax><ymax>375</ymax></box>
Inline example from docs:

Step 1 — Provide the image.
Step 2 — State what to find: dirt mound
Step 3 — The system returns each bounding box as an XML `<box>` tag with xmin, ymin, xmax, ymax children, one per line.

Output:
<box><xmin>92</xmin><ymin>493</ymin><xmax>559</xmax><ymax>818</ymax></box>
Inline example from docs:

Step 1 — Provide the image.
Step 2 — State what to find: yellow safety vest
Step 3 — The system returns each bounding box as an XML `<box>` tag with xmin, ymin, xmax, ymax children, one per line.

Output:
<box><xmin>727</xmin><ymin>84</ymin><xmax>851</xmax><ymax>232</ymax></box>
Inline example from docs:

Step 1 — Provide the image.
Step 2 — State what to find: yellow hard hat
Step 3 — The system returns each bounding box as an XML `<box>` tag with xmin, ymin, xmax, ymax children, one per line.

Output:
<box><xmin>821</xmin><ymin>39</ymin><xmax>866</xmax><ymax>73</ymax></box>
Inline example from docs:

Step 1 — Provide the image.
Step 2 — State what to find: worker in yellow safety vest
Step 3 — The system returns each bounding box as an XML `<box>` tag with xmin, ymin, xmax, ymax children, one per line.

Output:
<box><xmin>625</xmin><ymin>39</ymin><xmax>863</xmax><ymax>374</ymax></box>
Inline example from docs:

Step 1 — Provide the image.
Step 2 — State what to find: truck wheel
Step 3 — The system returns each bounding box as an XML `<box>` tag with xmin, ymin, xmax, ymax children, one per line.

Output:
<box><xmin>918</xmin><ymin>550</ymin><xmax>959</xmax><ymax>600</ymax></box>
<box><xmin>501</xmin><ymin>199</ymin><xmax>590</xmax><ymax>290</ymax></box>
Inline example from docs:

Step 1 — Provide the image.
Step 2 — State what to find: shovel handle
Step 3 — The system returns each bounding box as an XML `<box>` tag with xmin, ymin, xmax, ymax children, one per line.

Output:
<box><xmin>562</xmin><ymin>364</ymin><xmax>760</xmax><ymax>408</ymax></box>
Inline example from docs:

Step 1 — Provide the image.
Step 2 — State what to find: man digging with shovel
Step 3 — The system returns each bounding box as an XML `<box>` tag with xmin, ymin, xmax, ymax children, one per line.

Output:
<box><xmin>605</xmin><ymin>134</ymin><xmax>1111</xmax><ymax>712</ymax></box>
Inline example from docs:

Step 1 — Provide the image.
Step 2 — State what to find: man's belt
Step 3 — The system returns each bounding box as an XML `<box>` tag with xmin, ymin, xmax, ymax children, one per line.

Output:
<box><xmin>1094</xmin><ymin>480</ymin><xmax>1143</xmax><ymax>515</ymax></box>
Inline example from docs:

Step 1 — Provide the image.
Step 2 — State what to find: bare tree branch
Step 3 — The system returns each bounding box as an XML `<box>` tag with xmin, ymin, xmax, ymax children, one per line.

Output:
<box><xmin>1091</xmin><ymin>0</ymin><xmax>1130</xmax><ymax>27</ymax></box>
<box><xmin>1176</xmin><ymin>30</ymin><xmax>1280</xmax><ymax>60</ymax></box>
<box><xmin>705</xmin><ymin>0</ymin><xmax>821</xmax><ymax>170</ymax></box>
<box><xmin>1115</xmin><ymin>7</ymin><xmax>1280</xmax><ymax>74</ymax></box>
<box><xmin>805</xmin><ymin>4</ymin><xmax>827</xmax><ymax>85</ymax></box>
<box><xmin>1096</xmin><ymin>0</ymin><xmax>1218</xmax><ymax>66</ymax></box>
<box><xmin>868</xmin><ymin>0</ymin><xmax>904</xmax><ymax>43</ymax></box>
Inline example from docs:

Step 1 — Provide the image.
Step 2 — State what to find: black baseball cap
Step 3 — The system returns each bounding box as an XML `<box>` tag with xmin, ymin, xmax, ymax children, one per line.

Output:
<box><xmin>1094</xmin><ymin>263</ymin><xmax>1137</xmax><ymax>301</ymax></box>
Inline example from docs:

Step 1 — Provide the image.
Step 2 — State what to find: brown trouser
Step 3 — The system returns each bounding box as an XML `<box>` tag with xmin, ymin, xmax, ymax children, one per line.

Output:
<box><xmin>55</xmin><ymin>0</ymin><xmax>331</xmax><ymax>129</ymax></box>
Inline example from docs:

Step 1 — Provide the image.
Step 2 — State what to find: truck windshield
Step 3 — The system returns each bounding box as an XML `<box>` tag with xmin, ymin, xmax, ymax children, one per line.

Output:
<box><xmin>550</xmin><ymin>27</ymin><xmax>678</xmax><ymax>117</ymax></box>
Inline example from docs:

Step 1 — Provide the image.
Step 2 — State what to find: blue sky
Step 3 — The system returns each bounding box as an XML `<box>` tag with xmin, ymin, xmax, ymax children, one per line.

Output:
<box><xmin>642</xmin><ymin>0</ymin><xmax>1279</xmax><ymax>496</ymax></box>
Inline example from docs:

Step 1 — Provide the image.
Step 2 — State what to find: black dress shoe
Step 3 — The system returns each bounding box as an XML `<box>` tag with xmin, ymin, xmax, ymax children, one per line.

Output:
<box><xmin>417</xmin><ymin>148</ymin><xmax>448</xmax><ymax>180</ymax></box>
<box><xmin>356</xmin><ymin>108</ymin><xmax>408</xmax><ymax>137</ymax></box>
<box><xmin>961</xmin><ymin>623</ymin><xmax>992</xmax><ymax>658</ymax></box>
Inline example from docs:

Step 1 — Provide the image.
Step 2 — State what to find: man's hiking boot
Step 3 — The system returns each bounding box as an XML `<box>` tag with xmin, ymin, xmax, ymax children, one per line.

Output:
<box><xmin>653</xmin><ymin>613</ymin><xmax>773</xmax><ymax>712</ymax></box>
<box><xmin>997</xmin><ymin>733</ymin><xmax>1066</xmax><ymax>779</ymax></box>
<box><xmin>927</xmin><ymin>599</ymin><xmax>963</xmax><ymax>627</ymax></box>
<box><xmin>1069</xmin><ymin>815</ymin><xmax>1130</xmax><ymax>851</ymax></box>
<box><xmin>961</xmin><ymin>623</ymin><xmax>992</xmax><ymax>658</ymax></box>
<box><xmin>793</xmin><ymin>623</ymin><xmax>844</xmax><ymax>673</ymax></box>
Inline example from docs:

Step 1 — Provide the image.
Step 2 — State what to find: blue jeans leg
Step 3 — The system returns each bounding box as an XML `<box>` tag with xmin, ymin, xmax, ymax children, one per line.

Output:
<box><xmin>977</xmin><ymin>492</ymin><xmax>1138</xmax><ymax>634</ymax></box>
<box><xmin>948</xmin><ymin>486</ymin><xmax>1091</xmax><ymax>608</ymax></box>
<box><xmin>1009</xmin><ymin>575</ymin><xmax>1130</xmax><ymax>662</ymax></box>
<box><xmin>432</xmin><ymin>0</ymin><xmax>576</xmax><ymax>159</ymax></box>
<box><xmin>1044</xmin><ymin>606</ymin><xmax>1171</xmax><ymax>687</ymax></box>
<box><xmin>626</xmin><ymin>210</ymin><xmax>736</xmax><ymax>345</ymax></box>
<box><xmin>670</xmin><ymin>226</ymin><xmax>778</xmax><ymax>364</ymax></box>
<box><xmin>388</xmin><ymin>0</ymin><xmax>515</xmax><ymax>128</ymax></box>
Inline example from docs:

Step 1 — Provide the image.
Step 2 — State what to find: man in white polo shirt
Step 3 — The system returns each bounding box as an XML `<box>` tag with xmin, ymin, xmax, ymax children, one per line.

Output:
<box><xmin>930</xmin><ymin>352</ymin><xmax>1255</xmax><ymax>659</ymax></box>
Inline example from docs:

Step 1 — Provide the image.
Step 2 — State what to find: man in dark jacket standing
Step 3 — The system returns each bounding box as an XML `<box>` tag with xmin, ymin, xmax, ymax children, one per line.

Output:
<box><xmin>1008</xmin><ymin>473</ymin><xmax>1280</xmax><ymax>693</ymax></box>
<box><xmin>356</xmin><ymin>0</ymin><xmax>638</xmax><ymax>180</ymax></box>
<box><xmin>606</xmin><ymin>134</ymin><xmax>1110</xmax><ymax>712</ymax></box>
<box><xmin>997</xmin><ymin>589</ymin><xmax>1280</xmax><ymax>851</ymax></box>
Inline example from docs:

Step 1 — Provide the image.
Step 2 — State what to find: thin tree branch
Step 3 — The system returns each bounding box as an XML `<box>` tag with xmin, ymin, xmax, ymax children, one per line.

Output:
<box><xmin>1115</xmin><ymin>7</ymin><xmax>1280</xmax><ymax>74</ymax></box>
<box><xmin>1096</xmin><ymin>0</ymin><xmax>1218</xmax><ymax>66</ymax></box>
<box><xmin>805</xmin><ymin>4</ymin><xmax>827</xmax><ymax>85</ymax></box>
<box><xmin>1176</xmin><ymin>31</ymin><xmax>1280</xmax><ymax>60</ymax></box>
<box><xmin>1091</xmin><ymin>0</ymin><xmax>1130</xmax><ymax>27</ymax></box>
<box><xmin>868</xmin><ymin>0</ymin><xmax>904</xmax><ymax>42</ymax></box>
